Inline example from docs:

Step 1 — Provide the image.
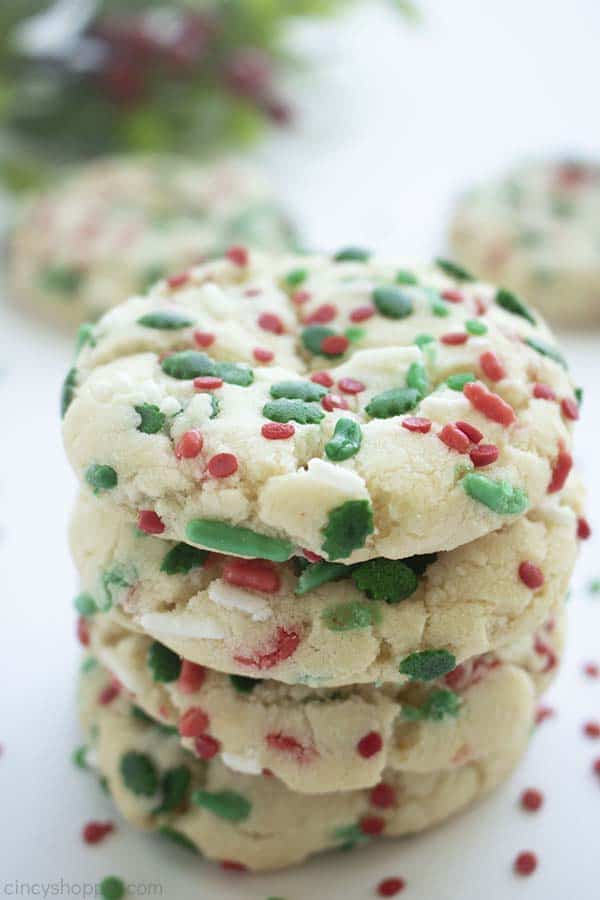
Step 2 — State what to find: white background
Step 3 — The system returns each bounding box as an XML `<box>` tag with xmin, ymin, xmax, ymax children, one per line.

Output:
<box><xmin>1</xmin><ymin>1</ymin><xmax>600</xmax><ymax>898</ymax></box>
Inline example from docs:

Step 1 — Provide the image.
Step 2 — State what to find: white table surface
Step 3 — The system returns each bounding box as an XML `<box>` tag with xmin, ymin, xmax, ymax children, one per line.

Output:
<box><xmin>1</xmin><ymin>1</ymin><xmax>600</xmax><ymax>898</ymax></box>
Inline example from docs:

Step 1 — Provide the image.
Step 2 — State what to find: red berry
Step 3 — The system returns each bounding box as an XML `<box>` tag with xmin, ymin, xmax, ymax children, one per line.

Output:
<box><xmin>338</xmin><ymin>377</ymin><xmax>365</xmax><ymax>395</ymax></box>
<box><xmin>520</xmin><ymin>788</ymin><xmax>544</xmax><ymax>812</ymax></box>
<box><xmin>226</xmin><ymin>245</ymin><xmax>248</xmax><ymax>267</ymax></box>
<box><xmin>548</xmin><ymin>445</ymin><xmax>573</xmax><ymax>494</ymax></box>
<box><xmin>179</xmin><ymin>707</ymin><xmax>210</xmax><ymax>737</ymax></box>
<box><xmin>469</xmin><ymin>443</ymin><xmax>499</xmax><ymax>467</ymax></box>
<box><xmin>258</xmin><ymin>312</ymin><xmax>284</xmax><ymax>334</ymax></box>
<box><xmin>577</xmin><ymin>517</ymin><xmax>592</xmax><ymax>540</ymax></box>
<box><xmin>207</xmin><ymin>453</ymin><xmax>238</xmax><ymax>478</ymax></box>
<box><xmin>438</xmin><ymin>423</ymin><xmax>471</xmax><ymax>453</ymax></box>
<box><xmin>306</xmin><ymin>303</ymin><xmax>337</xmax><ymax>324</ymax></box>
<box><xmin>253</xmin><ymin>347</ymin><xmax>274</xmax><ymax>363</ymax></box>
<box><xmin>321</xmin><ymin>335</ymin><xmax>349</xmax><ymax>356</ymax></box>
<box><xmin>175</xmin><ymin>429</ymin><xmax>203</xmax><ymax>459</ymax></box>
<box><xmin>167</xmin><ymin>272</ymin><xmax>189</xmax><ymax>289</ymax></box>
<box><xmin>137</xmin><ymin>510</ymin><xmax>165</xmax><ymax>534</ymax></box>
<box><xmin>82</xmin><ymin>821</ymin><xmax>114</xmax><ymax>845</ymax></box>
<box><xmin>455</xmin><ymin>420</ymin><xmax>483</xmax><ymax>443</ymax></box>
<box><xmin>223</xmin><ymin>558</ymin><xmax>281</xmax><ymax>594</ymax></box>
<box><xmin>357</xmin><ymin>731</ymin><xmax>383</xmax><ymax>759</ymax></box>
<box><xmin>76</xmin><ymin>616</ymin><xmax>90</xmax><ymax>647</ymax></box>
<box><xmin>350</xmin><ymin>304</ymin><xmax>375</xmax><ymax>322</ymax></box>
<box><xmin>514</xmin><ymin>851</ymin><xmax>538</xmax><ymax>876</ymax></box>
<box><xmin>311</xmin><ymin>371</ymin><xmax>334</xmax><ymax>388</ymax></box>
<box><xmin>193</xmin><ymin>330</ymin><xmax>215</xmax><ymax>348</ymax></box>
<box><xmin>234</xmin><ymin>627</ymin><xmax>300</xmax><ymax>670</ymax></box>
<box><xmin>518</xmin><ymin>561</ymin><xmax>545</xmax><ymax>590</ymax></box>
<box><xmin>479</xmin><ymin>351</ymin><xmax>506</xmax><ymax>382</ymax></box>
<box><xmin>402</xmin><ymin>416</ymin><xmax>432</xmax><ymax>433</ymax></box>
<box><xmin>360</xmin><ymin>816</ymin><xmax>385</xmax><ymax>836</ymax></box>
<box><xmin>441</xmin><ymin>288</ymin><xmax>463</xmax><ymax>303</ymax></box>
<box><xmin>193</xmin><ymin>375</ymin><xmax>223</xmax><ymax>390</ymax></box>
<box><xmin>464</xmin><ymin>381</ymin><xmax>516</xmax><ymax>426</ymax></box>
<box><xmin>561</xmin><ymin>397</ymin><xmax>579</xmax><ymax>421</ymax></box>
<box><xmin>321</xmin><ymin>393</ymin><xmax>349</xmax><ymax>412</ymax></box>
<box><xmin>583</xmin><ymin>721</ymin><xmax>600</xmax><ymax>739</ymax></box>
<box><xmin>178</xmin><ymin>660</ymin><xmax>206</xmax><ymax>694</ymax></box>
<box><xmin>261</xmin><ymin>422</ymin><xmax>295</xmax><ymax>440</ymax></box>
<box><xmin>533</xmin><ymin>382</ymin><xmax>556</xmax><ymax>401</ymax></box>
<box><xmin>441</xmin><ymin>332</ymin><xmax>468</xmax><ymax>345</ymax></box>
<box><xmin>370</xmin><ymin>783</ymin><xmax>396</xmax><ymax>809</ymax></box>
<box><xmin>194</xmin><ymin>734</ymin><xmax>220</xmax><ymax>759</ymax></box>
<box><xmin>377</xmin><ymin>877</ymin><xmax>406</xmax><ymax>897</ymax></box>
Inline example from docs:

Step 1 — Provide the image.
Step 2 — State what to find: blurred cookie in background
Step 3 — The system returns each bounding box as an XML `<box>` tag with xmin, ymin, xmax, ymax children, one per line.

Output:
<box><xmin>9</xmin><ymin>155</ymin><xmax>298</xmax><ymax>327</ymax></box>
<box><xmin>449</xmin><ymin>159</ymin><xmax>600</xmax><ymax>327</ymax></box>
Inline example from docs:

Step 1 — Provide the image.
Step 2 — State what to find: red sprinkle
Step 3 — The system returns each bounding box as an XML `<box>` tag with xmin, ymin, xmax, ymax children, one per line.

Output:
<box><xmin>338</xmin><ymin>377</ymin><xmax>365</xmax><ymax>395</ymax></box>
<box><xmin>194</xmin><ymin>734</ymin><xmax>221</xmax><ymax>760</ymax></box>
<box><xmin>167</xmin><ymin>271</ymin><xmax>189</xmax><ymax>289</ymax></box>
<box><xmin>306</xmin><ymin>303</ymin><xmax>337</xmax><ymax>324</ymax></box>
<box><xmin>207</xmin><ymin>453</ymin><xmax>238</xmax><ymax>478</ymax></box>
<box><xmin>193</xmin><ymin>330</ymin><xmax>215</xmax><ymax>348</ymax></box>
<box><xmin>193</xmin><ymin>375</ymin><xmax>223</xmax><ymax>391</ymax></box>
<box><xmin>370</xmin><ymin>783</ymin><xmax>396</xmax><ymax>809</ymax></box>
<box><xmin>82</xmin><ymin>821</ymin><xmax>114</xmax><ymax>845</ymax></box>
<box><xmin>518</xmin><ymin>561</ymin><xmax>545</xmax><ymax>590</ymax></box>
<box><xmin>547</xmin><ymin>445</ymin><xmax>573</xmax><ymax>494</ymax></box>
<box><xmin>583</xmin><ymin>721</ymin><xmax>600</xmax><ymax>739</ymax></box>
<box><xmin>226</xmin><ymin>245</ymin><xmax>248</xmax><ymax>267</ymax></box>
<box><xmin>514</xmin><ymin>851</ymin><xmax>538</xmax><ymax>876</ymax></box>
<box><xmin>311</xmin><ymin>371</ymin><xmax>334</xmax><ymax>388</ymax></box>
<box><xmin>321</xmin><ymin>335</ymin><xmax>349</xmax><ymax>355</ymax></box>
<box><xmin>402</xmin><ymin>416</ymin><xmax>432</xmax><ymax>434</ymax></box>
<box><xmin>470</xmin><ymin>444</ymin><xmax>499</xmax><ymax>467</ymax></box>
<box><xmin>357</xmin><ymin>731</ymin><xmax>383</xmax><ymax>759</ymax></box>
<box><xmin>583</xmin><ymin>662</ymin><xmax>599</xmax><ymax>678</ymax></box>
<box><xmin>535</xmin><ymin>705</ymin><xmax>555</xmax><ymax>725</ymax></box>
<box><xmin>377</xmin><ymin>878</ymin><xmax>406</xmax><ymax>897</ymax></box>
<box><xmin>220</xmin><ymin>860</ymin><xmax>247</xmax><ymax>873</ymax></box>
<box><xmin>322</xmin><ymin>393</ymin><xmax>349</xmax><ymax>412</ymax></box>
<box><xmin>179</xmin><ymin>707</ymin><xmax>210</xmax><ymax>738</ymax></box>
<box><xmin>577</xmin><ymin>517</ymin><xmax>592</xmax><ymax>540</ymax></box>
<box><xmin>438</xmin><ymin>423</ymin><xmax>471</xmax><ymax>453</ymax></box>
<box><xmin>258</xmin><ymin>312</ymin><xmax>284</xmax><ymax>334</ymax></box>
<box><xmin>464</xmin><ymin>381</ymin><xmax>516</xmax><ymax>426</ymax></box>
<box><xmin>441</xmin><ymin>332</ymin><xmax>469</xmax><ymax>345</ymax></box>
<box><xmin>234</xmin><ymin>627</ymin><xmax>300</xmax><ymax>670</ymax></box>
<box><xmin>520</xmin><ymin>788</ymin><xmax>544</xmax><ymax>812</ymax></box>
<box><xmin>178</xmin><ymin>661</ymin><xmax>206</xmax><ymax>694</ymax></box>
<box><xmin>266</xmin><ymin>732</ymin><xmax>316</xmax><ymax>762</ymax></box>
<box><xmin>441</xmin><ymin>288</ymin><xmax>464</xmax><ymax>303</ymax></box>
<box><xmin>262</xmin><ymin>422</ymin><xmax>295</xmax><ymax>440</ymax></box>
<box><xmin>99</xmin><ymin>678</ymin><xmax>121</xmax><ymax>706</ymax></box>
<box><xmin>303</xmin><ymin>549</ymin><xmax>323</xmax><ymax>563</ymax></box>
<box><xmin>593</xmin><ymin>758</ymin><xmax>600</xmax><ymax>776</ymax></box>
<box><xmin>561</xmin><ymin>397</ymin><xmax>580</xmax><ymax>421</ymax></box>
<box><xmin>253</xmin><ymin>347</ymin><xmax>274</xmax><ymax>363</ymax></box>
<box><xmin>350</xmin><ymin>304</ymin><xmax>375</xmax><ymax>322</ymax></box>
<box><xmin>137</xmin><ymin>510</ymin><xmax>165</xmax><ymax>534</ymax></box>
<box><xmin>533</xmin><ymin>383</ymin><xmax>557</xmax><ymax>401</ymax></box>
<box><xmin>455</xmin><ymin>420</ymin><xmax>483</xmax><ymax>443</ymax></box>
<box><xmin>360</xmin><ymin>816</ymin><xmax>385</xmax><ymax>836</ymax></box>
<box><xmin>76</xmin><ymin>616</ymin><xmax>90</xmax><ymax>647</ymax></box>
<box><xmin>292</xmin><ymin>290</ymin><xmax>310</xmax><ymax>305</ymax></box>
<box><xmin>223</xmin><ymin>558</ymin><xmax>281</xmax><ymax>594</ymax></box>
<box><xmin>175</xmin><ymin>429</ymin><xmax>203</xmax><ymax>459</ymax></box>
<box><xmin>479</xmin><ymin>351</ymin><xmax>506</xmax><ymax>382</ymax></box>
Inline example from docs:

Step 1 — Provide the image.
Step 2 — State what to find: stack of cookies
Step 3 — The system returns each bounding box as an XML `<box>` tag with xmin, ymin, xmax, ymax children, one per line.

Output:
<box><xmin>63</xmin><ymin>249</ymin><xmax>584</xmax><ymax>871</ymax></box>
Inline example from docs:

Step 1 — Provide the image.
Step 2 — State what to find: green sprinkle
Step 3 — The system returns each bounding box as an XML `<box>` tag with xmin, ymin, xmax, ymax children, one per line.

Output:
<box><xmin>447</xmin><ymin>372</ymin><xmax>476</xmax><ymax>391</ymax></box>
<box><xmin>465</xmin><ymin>318</ymin><xmax>488</xmax><ymax>335</ymax></box>
<box><xmin>334</xmin><ymin>247</ymin><xmax>371</xmax><ymax>262</ymax></box>
<box><xmin>186</xmin><ymin>519</ymin><xmax>294</xmax><ymax>562</ymax></box>
<box><xmin>75</xmin><ymin>322</ymin><xmax>96</xmax><ymax>353</ymax></box>
<box><xmin>301</xmin><ymin>325</ymin><xmax>335</xmax><ymax>355</ymax></box>
<box><xmin>74</xmin><ymin>593</ymin><xmax>97</xmax><ymax>616</ymax></box>
<box><xmin>430</xmin><ymin>297</ymin><xmax>451</xmax><ymax>317</ymax></box>
<box><xmin>406</xmin><ymin>361</ymin><xmax>429</xmax><ymax>397</ymax></box>
<box><xmin>61</xmin><ymin>367</ymin><xmax>77</xmax><ymax>417</ymax></box>
<box><xmin>39</xmin><ymin>263</ymin><xmax>83</xmax><ymax>296</ymax></box>
<box><xmin>147</xmin><ymin>641</ymin><xmax>181</xmax><ymax>683</ymax></box>
<box><xmin>99</xmin><ymin>563</ymin><xmax>138</xmax><ymax>612</ymax></box>
<box><xmin>295</xmin><ymin>560</ymin><xmax>350</xmax><ymax>595</ymax></box>
<box><xmin>399</xmin><ymin>649</ymin><xmax>457</xmax><ymax>681</ymax></box>
<box><xmin>365</xmin><ymin>387</ymin><xmax>420</xmax><ymax>419</ymax></box>
<box><xmin>414</xmin><ymin>333</ymin><xmax>435</xmax><ymax>348</ymax></box>
<box><xmin>130</xmin><ymin>705</ymin><xmax>177</xmax><ymax>736</ymax></box>
<box><xmin>525</xmin><ymin>336</ymin><xmax>567</xmax><ymax>369</ymax></box>
<box><xmin>344</xmin><ymin>326</ymin><xmax>366</xmax><ymax>343</ymax></box>
<box><xmin>160</xmin><ymin>543</ymin><xmax>208</xmax><ymax>575</ymax></box>
<box><xmin>120</xmin><ymin>751</ymin><xmax>159</xmax><ymax>797</ymax></box>
<box><xmin>462</xmin><ymin>473</ymin><xmax>529</xmax><ymax>515</ymax></box>
<box><xmin>137</xmin><ymin>310</ymin><xmax>194</xmax><ymax>329</ymax></box>
<box><xmin>395</xmin><ymin>269</ymin><xmax>418</xmax><ymax>285</ymax></box>
<box><xmin>161</xmin><ymin>351</ymin><xmax>254</xmax><ymax>385</ymax></box>
<box><xmin>153</xmin><ymin>765</ymin><xmax>191</xmax><ymax>814</ymax></box>
<box><xmin>322</xmin><ymin>600</ymin><xmax>381</xmax><ymax>631</ymax></box>
<box><xmin>81</xmin><ymin>656</ymin><xmax>97</xmax><ymax>673</ymax></box>
<box><xmin>372</xmin><ymin>286</ymin><xmax>414</xmax><ymax>319</ymax></box>
<box><xmin>135</xmin><ymin>403</ymin><xmax>165</xmax><ymax>434</ymax></box>
<box><xmin>495</xmin><ymin>288</ymin><xmax>536</xmax><ymax>325</ymax></box>
<box><xmin>85</xmin><ymin>464</ymin><xmax>118</xmax><ymax>494</ymax></box>
<box><xmin>321</xmin><ymin>500</ymin><xmax>374</xmax><ymax>560</ymax></box>
<box><xmin>588</xmin><ymin>578</ymin><xmax>600</xmax><ymax>595</ymax></box>
<box><xmin>401</xmin><ymin>688</ymin><xmax>461</xmax><ymax>721</ymax></box>
<box><xmin>215</xmin><ymin>361</ymin><xmax>254</xmax><ymax>387</ymax></box>
<box><xmin>352</xmin><ymin>559</ymin><xmax>418</xmax><ymax>602</ymax></box>
<box><xmin>284</xmin><ymin>267</ymin><xmax>308</xmax><ymax>287</ymax></box>
<box><xmin>262</xmin><ymin>398</ymin><xmax>324</xmax><ymax>425</ymax></box>
<box><xmin>230</xmin><ymin>674</ymin><xmax>261</xmax><ymax>693</ymax></box>
<box><xmin>270</xmin><ymin>380</ymin><xmax>327</xmax><ymax>402</ymax></box>
<box><xmin>72</xmin><ymin>745</ymin><xmax>88</xmax><ymax>769</ymax></box>
<box><xmin>333</xmin><ymin>823</ymin><xmax>369</xmax><ymax>848</ymax></box>
<box><xmin>325</xmin><ymin>418</ymin><xmax>362</xmax><ymax>461</ymax></box>
<box><xmin>157</xmin><ymin>826</ymin><xmax>198</xmax><ymax>852</ymax></box>
<box><xmin>99</xmin><ymin>876</ymin><xmax>125</xmax><ymax>900</ymax></box>
<box><xmin>575</xmin><ymin>386</ymin><xmax>584</xmax><ymax>406</ymax></box>
<box><xmin>435</xmin><ymin>257</ymin><xmax>474</xmax><ymax>281</ymax></box>
<box><xmin>192</xmin><ymin>789</ymin><xmax>251</xmax><ymax>822</ymax></box>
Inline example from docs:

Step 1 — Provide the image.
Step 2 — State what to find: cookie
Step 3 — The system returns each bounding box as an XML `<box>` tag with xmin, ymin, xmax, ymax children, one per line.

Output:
<box><xmin>78</xmin><ymin>657</ymin><xmax>531</xmax><ymax>871</ymax></box>
<box><xmin>71</xmin><ymin>479</ymin><xmax>580</xmax><ymax>686</ymax></box>
<box><xmin>449</xmin><ymin>158</ymin><xmax>600</xmax><ymax>327</ymax></box>
<box><xmin>9</xmin><ymin>156</ymin><xmax>296</xmax><ymax>328</ymax></box>
<box><xmin>62</xmin><ymin>251</ymin><xmax>579</xmax><ymax>563</ymax></box>
<box><xmin>85</xmin><ymin>609</ymin><xmax>563</xmax><ymax>794</ymax></box>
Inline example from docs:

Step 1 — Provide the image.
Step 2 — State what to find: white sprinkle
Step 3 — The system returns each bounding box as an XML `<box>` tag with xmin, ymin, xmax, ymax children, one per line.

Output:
<box><xmin>139</xmin><ymin>612</ymin><xmax>225</xmax><ymax>640</ymax></box>
<box><xmin>208</xmin><ymin>581</ymin><xmax>272</xmax><ymax>622</ymax></box>
<box><xmin>221</xmin><ymin>752</ymin><xmax>262</xmax><ymax>775</ymax></box>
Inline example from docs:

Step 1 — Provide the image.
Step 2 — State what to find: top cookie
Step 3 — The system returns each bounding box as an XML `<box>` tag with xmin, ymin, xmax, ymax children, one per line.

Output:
<box><xmin>449</xmin><ymin>158</ymin><xmax>600</xmax><ymax>326</ymax></box>
<box><xmin>9</xmin><ymin>155</ymin><xmax>296</xmax><ymax>328</ymax></box>
<box><xmin>62</xmin><ymin>250</ymin><xmax>579</xmax><ymax>563</ymax></box>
